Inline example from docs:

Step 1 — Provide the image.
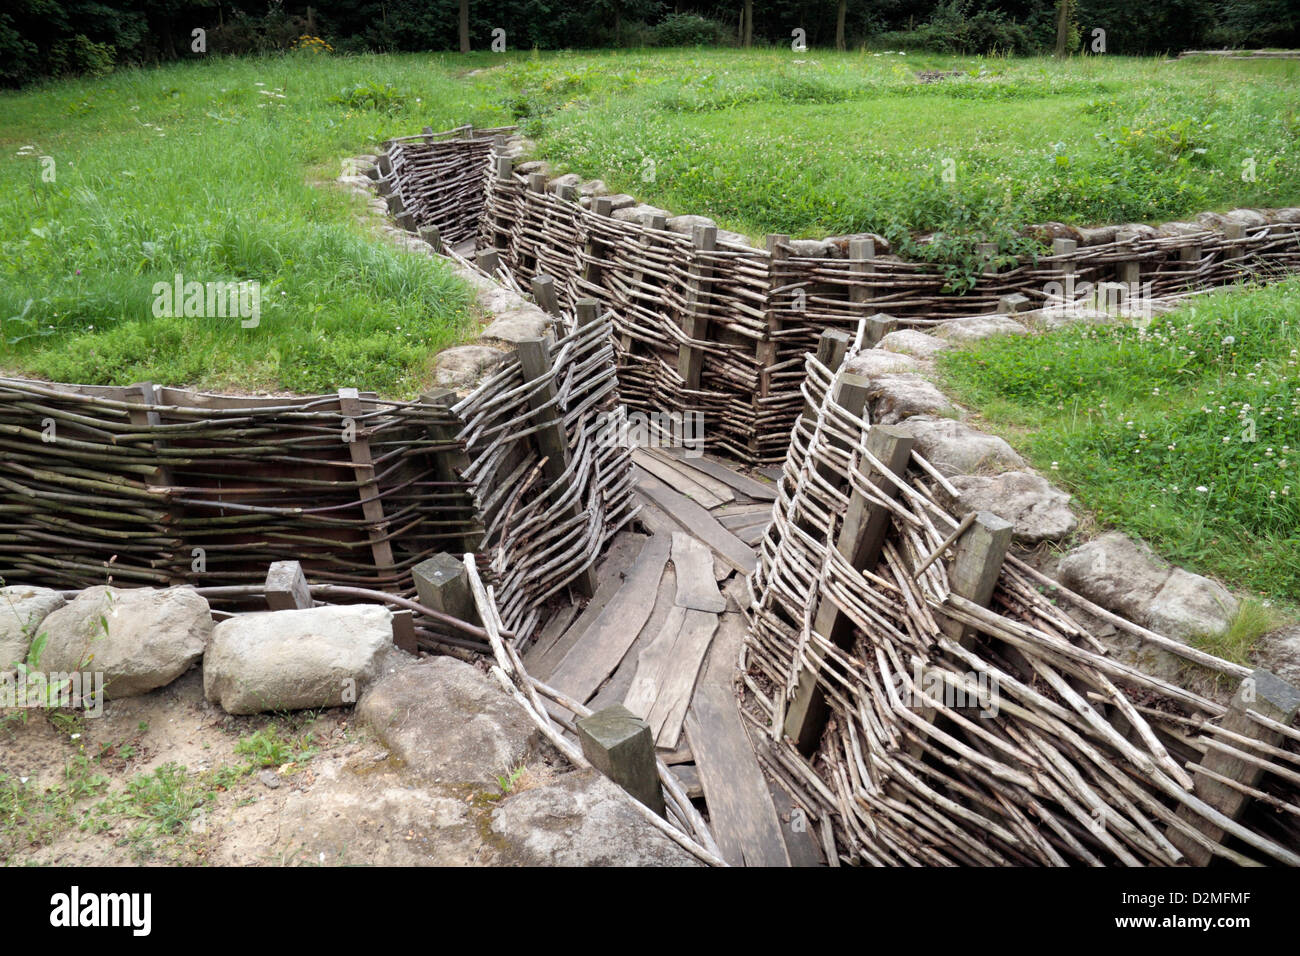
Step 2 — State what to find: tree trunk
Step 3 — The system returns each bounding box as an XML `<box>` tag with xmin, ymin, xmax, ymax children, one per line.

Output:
<box><xmin>836</xmin><ymin>0</ymin><xmax>847</xmax><ymax>51</ymax></box>
<box><xmin>1054</xmin><ymin>0</ymin><xmax>1071</xmax><ymax>57</ymax></box>
<box><xmin>459</xmin><ymin>0</ymin><xmax>470</xmax><ymax>53</ymax></box>
<box><xmin>743</xmin><ymin>0</ymin><xmax>753</xmax><ymax>47</ymax></box>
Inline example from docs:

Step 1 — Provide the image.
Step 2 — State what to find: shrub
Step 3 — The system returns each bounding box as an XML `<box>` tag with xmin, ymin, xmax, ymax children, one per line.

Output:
<box><xmin>652</xmin><ymin>14</ymin><xmax>733</xmax><ymax>47</ymax></box>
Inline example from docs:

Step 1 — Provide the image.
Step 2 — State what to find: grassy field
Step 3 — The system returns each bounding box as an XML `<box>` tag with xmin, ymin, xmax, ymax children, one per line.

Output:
<box><xmin>938</xmin><ymin>279</ymin><xmax>1300</xmax><ymax>606</ymax></box>
<box><xmin>1</xmin><ymin>48</ymin><xmax>1298</xmax><ymax>394</ymax></box>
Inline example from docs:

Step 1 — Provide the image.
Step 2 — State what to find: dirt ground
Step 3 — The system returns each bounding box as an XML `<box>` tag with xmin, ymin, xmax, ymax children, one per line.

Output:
<box><xmin>1</xmin><ymin>665</ymin><xmax>548</xmax><ymax>867</ymax></box>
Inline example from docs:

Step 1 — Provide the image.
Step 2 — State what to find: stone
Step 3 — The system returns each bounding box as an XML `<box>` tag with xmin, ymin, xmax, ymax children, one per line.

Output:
<box><xmin>1146</xmin><ymin>569</ymin><xmax>1239</xmax><ymax>642</ymax></box>
<box><xmin>785</xmin><ymin>238</ymin><xmax>834</xmax><ymax>258</ymax></box>
<box><xmin>481</xmin><ymin>308</ymin><xmax>551</xmax><ymax>344</ymax></box>
<box><xmin>204</xmin><ymin>604</ymin><xmax>392</xmax><ymax>715</ymax></box>
<box><xmin>666</xmin><ymin>214</ymin><xmax>717</xmax><ymax>235</ymax></box>
<box><xmin>433</xmin><ymin>345</ymin><xmax>506</xmax><ymax>387</ymax></box>
<box><xmin>933</xmin><ymin>314</ymin><xmax>1029</xmax><ymax>344</ymax></box>
<box><xmin>0</xmin><ymin>585</ymin><xmax>66</xmax><ymax>672</ymax></box>
<box><xmin>1057</xmin><ymin>532</ymin><xmax>1238</xmax><ymax>642</ymax></box>
<box><xmin>866</xmin><ymin>374</ymin><xmax>958</xmax><ymax>425</ymax></box>
<box><xmin>1224</xmin><ymin>208</ymin><xmax>1267</xmax><ymax>228</ymax></box>
<box><xmin>949</xmin><ymin>472</ymin><xmax>1077</xmax><ymax>544</ymax></box>
<box><xmin>358</xmin><ymin>656</ymin><xmax>538</xmax><ymax>787</ymax></box>
<box><xmin>878</xmin><ymin>329</ymin><xmax>950</xmax><ymax>359</ymax></box>
<box><xmin>40</xmin><ymin>586</ymin><xmax>210</xmax><ymax>699</ymax></box>
<box><xmin>613</xmin><ymin>203</ymin><xmax>669</xmax><ymax>223</ymax></box>
<box><xmin>1075</xmin><ymin>225</ymin><xmax>1119</xmax><ymax>246</ymax></box>
<box><xmin>490</xmin><ymin>769</ymin><xmax>699</xmax><ymax>866</ymax></box>
<box><xmin>893</xmin><ymin>415</ymin><xmax>1025</xmax><ymax>477</ymax></box>
<box><xmin>843</xmin><ymin>349</ymin><xmax>922</xmax><ymax>378</ymax></box>
<box><xmin>1157</xmin><ymin>221</ymin><xmax>1205</xmax><ymax>238</ymax></box>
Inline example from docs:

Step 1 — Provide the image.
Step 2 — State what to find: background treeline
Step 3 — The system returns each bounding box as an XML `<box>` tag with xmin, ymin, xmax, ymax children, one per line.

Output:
<box><xmin>3</xmin><ymin>0</ymin><xmax>1298</xmax><ymax>86</ymax></box>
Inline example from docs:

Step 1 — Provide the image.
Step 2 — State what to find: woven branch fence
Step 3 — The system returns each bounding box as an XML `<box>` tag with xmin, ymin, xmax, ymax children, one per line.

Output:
<box><xmin>0</xmin><ymin>316</ymin><xmax>633</xmax><ymax>645</ymax></box>
<box><xmin>742</xmin><ymin>347</ymin><xmax>1300</xmax><ymax>866</ymax></box>
<box><xmin>383</xmin><ymin>129</ymin><xmax>1300</xmax><ymax>465</ymax></box>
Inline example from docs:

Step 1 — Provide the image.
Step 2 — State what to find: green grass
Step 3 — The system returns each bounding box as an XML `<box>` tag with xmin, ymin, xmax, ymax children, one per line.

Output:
<box><xmin>1</xmin><ymin>48</ymin><xmax>1298</xmax><ymax>393</ymax></box>
<box><xmin>938</xmin><ymin>279</ymin><xmax>1300</xmax><ymax>603</ymax></box>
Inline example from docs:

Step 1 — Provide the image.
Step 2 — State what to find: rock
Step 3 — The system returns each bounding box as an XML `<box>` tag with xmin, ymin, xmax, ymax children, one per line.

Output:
<box><xmin>1115</xmin><ymin>223</ymin><xmax>1159</xmax><ymax>242</ymax></box>
<box><xmin>481</xmin><ymin>308</ymin><xmax>552</xmax><ymax>344</ymax></box>
<box><xmin>205</xmin><ymin>605</ymin><xmax>392</xmax><ymax>715</ymax></box>
<box><xmin>433</xmin><ymin>345</ymin><xmax>506</xmax><ymax>388</ymax></box>
<box><xmin>949</xmin><ymin>472</ymin><xmax>1077</xmax><ymax>544</ymax></box>
<box><xmin>613</xmin><ymin>203</ymin><xmax>670</xmax><ymax>223</ymax></box>
<box><xmin>359</xmin><ymin>656</ymin><xmax>538</xmax><ymax>787</ymax></box>
<box><xmin>1146</xmin><ymin>569</ymin><xmax>1238</xmax><ymax>642</ymax></box>
<box><xmin>1057</xmin><ymin>532</ymin><xmax>1238</xmax><ymax>641</ymax></box>
<box><xmin>866</xmin><ymin>374</ymin><xmax>958</xmax><ymax>425</ymax></box>
<box><xmin>666</xmin><ymin>214</ymin><xmax>717</xmax><ymax>235</ymax></box>
<box><xmin>1157</xmin><ymin>221</ymin><xmax>1205</xmax><ymax>238</ymax></box>
<box><xmin>825</xmin><ymin>232</ymin><xmax>891</xmax><ymax>256</ymax></box>
<box><xmin>933</xmin><ymin>314</ymin><xmax>1029</xmax><ymax>344</ymax></box>
<box><xmin>1075</xmin><ymin>225</ymin><xmax>1119</xmax><ymax>246</ymax></box>
<box><xmin>0</xmin><ymin>585</ymin><xmax>66</xmax><ymax>672</ymax></box>
<box><xmin>716</xmin><ymin>229</ymin><xmax>752</xmax><ymax>247</ymax></box>
<box><xmin>491</xmin><ymin>769</ymin><xmax>700</xmax><ymax>866</ymax></box>
<box><xmin>1224</xmin><ymin>208</ymin><xmax>1267</xmax><ymax>227</ymax></box>
<box><xmin>786</xmin><ymin>238</ymin><xmax>834</xmax><ymax>258</ymax></box>
<box><xmin>893</xmin><ymin>416</ymin><xmax>1025</xmax><ymax>477</ymax></box>
<box><xmin>1257</xmin><ymin>626</ymin><xmax>1300</xmax><ymax>688</ymax></box>
<box><xmin>41</xmin><ymin>586</ymin><xmax>209</xmax><ymax>699</ymax></box>
<box><xmin>843</xmin><ymin>349</ymin><xmax>922</xmax><ymax>378</ymax></box>
<box><xmin>878</xmin><ymin>329</ymin><xmax>950</xmax><ymax>359</ymax></box>
<box><xmin>258</xmin><ymin>770</ymin><xmax>281</xmax><ymax>789</ymax></box>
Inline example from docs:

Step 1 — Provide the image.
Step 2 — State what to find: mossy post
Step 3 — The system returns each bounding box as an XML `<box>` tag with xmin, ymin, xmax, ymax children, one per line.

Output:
<box><xmin>1167</xmin><ymin>670</ymin><xmax>1300</xmax><ymax>864</ymax></box>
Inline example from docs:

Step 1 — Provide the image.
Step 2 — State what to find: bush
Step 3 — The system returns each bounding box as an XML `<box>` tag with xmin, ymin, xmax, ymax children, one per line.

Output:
<box><xmin>651</xmin><ymin>14</ymin><xmax>733</xmax><ymax>47</ymax></box>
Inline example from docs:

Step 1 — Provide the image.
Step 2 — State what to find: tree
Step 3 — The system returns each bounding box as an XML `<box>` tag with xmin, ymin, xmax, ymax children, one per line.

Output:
<box><xmin>1055</xmin><ymin>0</ymin><xmax>1072</xmax><ymax>55</ymax></box>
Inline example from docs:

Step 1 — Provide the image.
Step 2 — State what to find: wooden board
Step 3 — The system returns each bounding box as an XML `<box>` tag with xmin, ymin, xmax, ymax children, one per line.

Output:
<box><xmin>631</xmin><ymin>455</ymin><xmax>728</xmax><ymax>509</ymax></box>
<box><xmin>636</xmin><ymin>475</ymin><xmax>757</xmax><ymax>574</ymax></box>
<box><xmin>671</xmin><ymin>533</ymin><xmax>727</xmax><ymax>612</ymax></box>
<box><xmin>659</xmin><ymin>448</ymin><xmax>779</xmax><ymax>502</ymax></box>
<box><xmin>642</xmin><ymin>447</ymin><xmax>740</xmax><ymax>504</ymax></box>
<box><xmin>587</xmin><ymin>564</ymin><xmax>678</xmax><ymax>714</ymax></box>
<box><xmin>684</xmin><ymin>612</ymin><xmax>791</xmax><ymax>867</ymax></box>
<box><xmin>545</xmin><ymin>533</ymin><xmax>671</xmax><ymax>704</ymax></box>
<box><xmin>526</xmin><ymin>532</ymin><xmax>647</xmax><ymax>678</ymax></box>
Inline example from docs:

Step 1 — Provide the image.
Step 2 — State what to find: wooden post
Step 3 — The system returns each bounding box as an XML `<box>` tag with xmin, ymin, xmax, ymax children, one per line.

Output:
<box><xmin>938</xmin><ymin>512</ymin><xmax>1014</xmax><ymax>648</ymax></box>
<box><xmin>1167</xmin><ymin>669</ymin><xmax>1300</xmax><ymax>865</ymax></box>
<box><xmin>265</xmin><ymin>560</ymin><xmax>313</xmax><ymax>611</ymax></box>
<box><xmin>575</xmin><ymin>298</ymin><xmax>601</xmax><ymax>328</ymax></box>
<box><xmin>413</xmin><ymin>552</ymin><xmax>479</xmax><ymax>625</ymax></box>
<box><xmin>419</xmin><ymin>224</ymin><xmax>443</xmax><ymax>254</ymax></box>
<box><xmin>864</xmin><ymin>312</ymin><xmax>898</xmax><ymax>348</ymax></box>
<box><xmin>338</xmin><ymin>388</ymin><xmax>396</xmax><ymax>583</ymax></box>
<box><xmin>123</xmin><ymin>382</ymin><xmax>185</xmax><ymax>585</ymax></box>
<box><xmin>677</xmin><ymin>224</ymin><xmax>717</xmax><ymax>392</ymax></box>
<box><xmin>577</xmin><ymin>704</ymin><xmax>666</xmax><ymax>816</ymax></box>
<box><xmin>784</xmin><ymin>424</ymin><xmax>915</xmax><ymax>753</ymax></box>
<box><xmin>391</xmin><ymin>609</ymin><xmax>419</xmax><ymax>655</ymax></box>
<box><xmin>517</xmin><ymin>337</ymin><xmax>599</xmax><ymax>597</ymax></box>
<box><xmin>848</xmin><ymin>237</ymin><xmax>876</xmax><ymax>312</ymax></box>
<box><xmin>757</xmin><ymin>233</ymin><xmax>789</xmax><ymax>397</ymax></box>
<box><xmin>531</xmin><ymin>274</ymin><xmax>561</xmax><ymax>317</ymax></box>
<box><xmin>422</xmin><ymin>389</ymin><xmax>480</xmax><ymax>554</ymax></box>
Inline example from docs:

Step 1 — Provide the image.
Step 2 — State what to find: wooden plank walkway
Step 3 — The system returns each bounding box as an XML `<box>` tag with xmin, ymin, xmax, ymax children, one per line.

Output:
<box><xmin>528</xmin><ymin>449</ymin><xmax>816</xmax><ymax>867</ymax></box>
